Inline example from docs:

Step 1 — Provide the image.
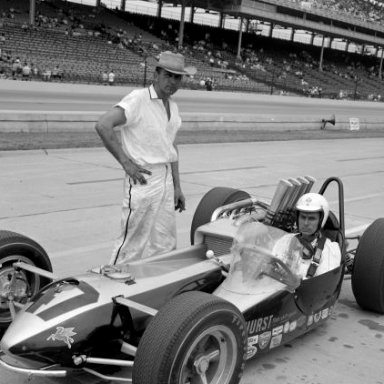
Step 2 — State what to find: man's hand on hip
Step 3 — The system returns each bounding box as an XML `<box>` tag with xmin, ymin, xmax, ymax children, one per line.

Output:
<box><xmin>122</xmin><ymin>158</ymin><xmax>152</xmax><ymax>185</ymax></box>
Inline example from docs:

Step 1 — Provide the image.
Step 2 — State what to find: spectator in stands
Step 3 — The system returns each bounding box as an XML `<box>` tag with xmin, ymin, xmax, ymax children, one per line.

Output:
<box><xmin>205</xmin><ymin>77</ymin><xmax>214</xmax><ymax>91</ymax></box>
<box><xmin>0</xmin><ymin>67</ymin><xmax>6</xmax><ymax>79</ymax></box>
<box><xmin>42</xmin><ymin>68</ymin><xmax>52</xmax><ymax>82</ymax></box>
<box><xmin>95</xmin><ymin>51</ymin><xmax>196</xmax><ymax>265</ymax></box>
<box><xmin>31</xmin><ymin>63</ymin><xmax>39</xmax><ymax>79</ymax></box>
<box><xmin>101</xmin><ymin>71</ymin><xmax>108</xmax><ymax>85</ymax></box>
<box><xmin>12</xmin><ymin>58</ymin><xmax>22</xmax><ymax>80</ymax></box>
<box><xmin>22</xmin><ymin>62</ymin><xmax>31</xmax><ymax>80</ymax></box>
<box><xmin>108</xmin><ymin>70</ymin><xmax>115</xmax><ymax>86</ymax></box>
<box><xmin>21</xmin><ymin>22</ymin><xmax>29</xmax><ymax>32</ymax></box>
<box><xmin>52</xmin><ymin>65</ymin><xmax>63</xmax><ymax>81</ymax></box>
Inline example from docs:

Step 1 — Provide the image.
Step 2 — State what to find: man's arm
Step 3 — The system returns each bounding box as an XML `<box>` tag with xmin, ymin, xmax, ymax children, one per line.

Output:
<box><xmin>95</xmin><ymin>106</ymin><xmax>151</xmax><ymax>185</ymax></box>
<box><xmin>171</xmin><ymin>144</ymin><xmax>185</xmax><ymax>212</ymax></box>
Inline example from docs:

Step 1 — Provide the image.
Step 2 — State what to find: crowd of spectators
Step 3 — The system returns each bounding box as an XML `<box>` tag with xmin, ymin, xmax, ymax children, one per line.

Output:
<box><xmin>285</xmin><ymin>0</ymin><xmax>384</xmax><ymax>26</ymax></box>
<box><xmin>0</xmin><ymin>1</ymin><xmax>146</xmax><ymax>84</ymax></box>
<box><xmin>1</xmin><ymin>54</ymin><xmax>63</xmax><ymax>82</ymax></box>
<box><xmin>0</xmin><ymin>0</ymin><xmax>383</xmax><ymax>100</ymax></box>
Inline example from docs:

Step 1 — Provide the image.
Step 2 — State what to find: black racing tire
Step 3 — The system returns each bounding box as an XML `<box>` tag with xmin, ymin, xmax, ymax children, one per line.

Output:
<box><xmin>351</xmin><ymin>218</ymin><xmax>384</xmax><ymax>313</ymax></box>
<box><xmin>132</xmin><ymin>291</ymin><xmax>247</xmax><ymax>384</ymax></box>
<box><xmin>191</xmin><ymin>187</ymin><xmax>250</xmax><ymax>244</ymax></box>
<box><xmin>0</xmin><ymin>230</ymin><xmax>53</xmax><ymax>329</ymax></box>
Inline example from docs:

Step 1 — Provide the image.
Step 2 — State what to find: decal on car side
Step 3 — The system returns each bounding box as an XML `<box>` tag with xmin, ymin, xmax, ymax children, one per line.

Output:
<box><xmin>258</xmin><ymin>331</ymin><xmax>272</xmax><ymax>350</ymax></box>
<box><xmin>271</xmin><ymin>311</ymin><xmax>296</xmax><ymax>326</ymax></box>
<box><xmin>246</xmin><ymin>335</ymin><xmax>259</xmax><ymax>360</ymax></box>
<box><xmin>272</xmin><ymin>325</ymin><xmax>283</xmax><ymax>336</ymax></box>
<box><xmin>47</xmin><ymin>326</ymin><xmax>77</xmax><ymax>349</ymax></box>
<box><xmin>270</xmin><ymin>334</ymin><xmax>282</xmax><ymax>349</ymax></box>
<box><xmin>314</xmin><ymin>312</ymin><xmax>322</xmax><ymax>323</ymax></box>
<box><xmin>289</xmin><ymin>320</ymin><xmax>297</xmax><ymax>332</ymax></box>
<box><xmin>321</xmin><ymin>308</ymin><xmax>329</xmax><ymax>319</ymax></box>
<box><xmin>246</xmin><ymin>315</ymin><xmax>273</xmax><ymax>335</ymax></box>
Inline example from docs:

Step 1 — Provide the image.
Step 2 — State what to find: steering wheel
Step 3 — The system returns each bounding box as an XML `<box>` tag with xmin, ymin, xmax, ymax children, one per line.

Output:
<box><xmin>251</xmin><ymin>245</ymin><xmax>301</xmax><ymax>292</ymax></box>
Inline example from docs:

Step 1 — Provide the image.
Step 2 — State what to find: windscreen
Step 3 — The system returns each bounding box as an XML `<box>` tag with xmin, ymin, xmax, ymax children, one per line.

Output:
<box><xmin>221</xmin><ymin>222</ymin><xmax>301</xmax><ymax>294</ymax></box>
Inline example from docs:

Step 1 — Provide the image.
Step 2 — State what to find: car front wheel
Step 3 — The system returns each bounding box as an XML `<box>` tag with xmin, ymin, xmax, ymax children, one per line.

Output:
<box><xmin>0</xmin><ymin>231</ymin><xmax>52</xmax><ymax>330</ymax></box>
<box><xmin>132</xmin><ymin>291</ymin><xmax>247</xmax><ymax>384</ymax></box>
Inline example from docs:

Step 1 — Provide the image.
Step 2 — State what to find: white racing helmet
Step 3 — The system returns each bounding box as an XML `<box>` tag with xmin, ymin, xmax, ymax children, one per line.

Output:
<box><xmin>295</xmin><ymin>193</ymin><xmax>330</xmax><ymax>229</ymax></box>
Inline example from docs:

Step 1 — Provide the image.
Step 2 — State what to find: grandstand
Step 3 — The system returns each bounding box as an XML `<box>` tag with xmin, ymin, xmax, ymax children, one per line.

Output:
<box><xmin>0</xmin><ymin>0</ymin><xmax>383</xmax><ymax>100</ymax></box>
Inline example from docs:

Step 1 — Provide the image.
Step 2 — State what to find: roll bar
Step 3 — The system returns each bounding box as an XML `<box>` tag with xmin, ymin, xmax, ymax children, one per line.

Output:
<box><xmin>318</xmin><ymin>176</ymin><xmax>345</xmax><ymax>237</ymax></box>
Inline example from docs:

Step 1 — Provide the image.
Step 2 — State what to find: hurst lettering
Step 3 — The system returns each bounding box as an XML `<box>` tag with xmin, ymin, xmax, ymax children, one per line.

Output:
<box><xmin>247</xmin><ymin>315</ymin><xmax>273</xmax><ymax>335</ymax></box>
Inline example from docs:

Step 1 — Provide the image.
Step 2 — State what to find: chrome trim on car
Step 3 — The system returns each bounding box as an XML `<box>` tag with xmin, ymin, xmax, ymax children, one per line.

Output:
<box><xmin>12</xmin><ymin>261</ymin><xmax>58</xmax><ymax>280</ymax></box>
<box><xmin>82</xmin><ymin>367</ymin><xmax>132</xmax><ymax>382</ymax></box>
<box><xmin>82</xmin><ymin>356</ymin><xmax>134</xmax><ymax>367</ymax></box>
<box><xmin>211</xmin><ymin>197</ymin><xmax>267</xmax><ymax>221</ymax></box>
<box><xmin>113</xmin><ymin>296</ymin><xmax>158</xmax><ymax>316</ymax></box>
<box><xmin>121</xmin><ymin>341</ymin><xmax>137</xmax><ymax>357</ymax></box>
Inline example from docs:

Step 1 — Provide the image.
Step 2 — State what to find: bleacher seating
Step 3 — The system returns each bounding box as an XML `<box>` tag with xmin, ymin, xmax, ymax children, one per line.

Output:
<box><xmin>0</xmin><ymin>0</ymin><xmax>383</xmax><ymax>100</ymax></box>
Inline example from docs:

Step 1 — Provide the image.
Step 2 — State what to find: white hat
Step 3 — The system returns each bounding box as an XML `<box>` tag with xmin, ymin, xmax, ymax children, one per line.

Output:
<box><xmin>156</xmin><ymin>51</ymin><xmax>196</xmax><ymax>76</ymax></box>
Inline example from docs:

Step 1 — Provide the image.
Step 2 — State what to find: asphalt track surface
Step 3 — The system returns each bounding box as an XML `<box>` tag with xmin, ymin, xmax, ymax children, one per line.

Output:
<box><xmin>0</xmin><ymin>81</ymin><xmax>384</xmax><ymax>384</ymax></box>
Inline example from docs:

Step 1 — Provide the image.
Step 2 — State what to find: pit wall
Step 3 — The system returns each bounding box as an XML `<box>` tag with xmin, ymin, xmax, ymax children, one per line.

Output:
<box><xmin>0</xmin><ymin>112</ymin><xmax>382</xmax><ymax>132</ymax></box>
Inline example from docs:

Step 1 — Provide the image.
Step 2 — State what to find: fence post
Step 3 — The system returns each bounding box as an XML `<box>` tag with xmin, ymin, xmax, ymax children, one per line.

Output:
<box><xmin>353</xmin><ymin>77</ymin><xmax>359</xmax><ymax>101</ymax></box>
<box><xmin>143</xmin><ymin>56</ymin><xmax>148</xmax><ymax>88</ymax></box>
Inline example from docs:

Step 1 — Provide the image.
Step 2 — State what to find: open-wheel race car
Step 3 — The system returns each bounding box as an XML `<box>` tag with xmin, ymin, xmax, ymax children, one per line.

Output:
<box><xmin>0</xmin><ymin>176</ymin><xmax>383</xmax><ymax>384</ymax></box>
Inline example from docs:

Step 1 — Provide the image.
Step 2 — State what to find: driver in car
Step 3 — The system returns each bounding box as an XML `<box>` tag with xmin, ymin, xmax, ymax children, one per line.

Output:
<box><xmin>273</xmin><ymin>193</ymin><xmax>341</xmax><ymax>279</ymax></box>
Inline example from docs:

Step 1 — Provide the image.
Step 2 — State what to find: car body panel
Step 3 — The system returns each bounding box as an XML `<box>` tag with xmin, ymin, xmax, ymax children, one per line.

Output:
<box><xmin>0</xmin><ymin>176</ymin><xmax>355</xmax><ymax>383</ymax></box>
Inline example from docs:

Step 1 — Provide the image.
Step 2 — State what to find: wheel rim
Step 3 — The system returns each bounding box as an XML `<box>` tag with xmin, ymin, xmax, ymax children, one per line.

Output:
<box><xmin>178</xmin><ymin>325</ymin><xmax>238</xmax><ymax>384</ymax></box>
<box><xmin>0</xmin><ymin>255</ymin><xmax>40</xmax><ymax>324</ymax></box>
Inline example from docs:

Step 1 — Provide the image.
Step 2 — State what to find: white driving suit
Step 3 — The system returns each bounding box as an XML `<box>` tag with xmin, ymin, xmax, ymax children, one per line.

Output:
<box><xmin>273</xmin><ymin>234</ymin><xmax>341</xmax><ymax>279</ymax></box>
<box><xmin>110</xmin><ymin>85</ymin><xmax>181</xmax><ymax>265</ymax></box>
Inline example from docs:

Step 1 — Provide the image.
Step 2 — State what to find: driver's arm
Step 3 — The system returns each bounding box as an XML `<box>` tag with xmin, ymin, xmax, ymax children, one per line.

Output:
<box><xmin>273</xmin><ymin>234</ymin><xmax>304</xmax><ymax>278</ymax></box>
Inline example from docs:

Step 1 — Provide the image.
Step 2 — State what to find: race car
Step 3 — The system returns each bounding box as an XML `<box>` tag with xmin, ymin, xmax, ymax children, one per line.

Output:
<box><xmin>0</xmin><ymin>176</ymin><xmax>383</xmax><ymax>384</ymax></box>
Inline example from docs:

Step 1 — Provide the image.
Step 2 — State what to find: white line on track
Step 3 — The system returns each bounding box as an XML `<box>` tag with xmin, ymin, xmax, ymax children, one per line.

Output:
<box><xmin>345</xmin><ymin>224</ymin><xmax>370</xmax><ymax>236</ymax></box>
<box><xmin>344</xmin><ymin>193</ymin><xmax>383</xmax><ymax>202</ymax></box>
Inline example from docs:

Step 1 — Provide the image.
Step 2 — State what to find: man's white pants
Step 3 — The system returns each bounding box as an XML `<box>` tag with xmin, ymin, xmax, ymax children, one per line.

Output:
<box><xmin>110</xmin><ymin>163</ymin><xmax>176</xmax><ymax>265</ymax></box>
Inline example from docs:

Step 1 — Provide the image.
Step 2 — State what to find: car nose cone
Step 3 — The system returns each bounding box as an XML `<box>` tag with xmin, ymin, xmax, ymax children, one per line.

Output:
<box><xmin>1</xmin><ymin>311</ymin><xmax>45</xmax><ymax>355</ymax></box>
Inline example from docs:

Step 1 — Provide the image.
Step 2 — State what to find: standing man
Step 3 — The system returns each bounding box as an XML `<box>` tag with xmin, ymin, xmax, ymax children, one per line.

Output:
<box><xmin>95</xmin><ymin>51</ymin><xmax>196</xmax><ymax>265</ymax></box>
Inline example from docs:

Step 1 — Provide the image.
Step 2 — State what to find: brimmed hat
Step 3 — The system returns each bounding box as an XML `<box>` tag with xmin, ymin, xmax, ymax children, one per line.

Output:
<box><xmin>156</xmin><ymin>51</ymin><xmax>196</xmax><ymax>76</ymax></box>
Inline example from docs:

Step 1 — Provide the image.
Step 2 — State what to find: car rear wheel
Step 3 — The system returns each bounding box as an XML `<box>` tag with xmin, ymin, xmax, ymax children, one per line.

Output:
<box><xmin>0</xmin><ymin>231</ymin><xmax>52</xmax><ymax>329</ymax></box>
<box><xmin>191</xmin><ymin>187</ymin><xmax>250</xmax><ymax>244</ymax></box>
<box><xmin>351</xmin><ymin>218</ymin><xmax>384</xmax><ymax>313</ymax></box>
<box><xmin>132</xmin><ymin>291</ymin><xmax>247</xmax><ymax>384</ymax></box>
